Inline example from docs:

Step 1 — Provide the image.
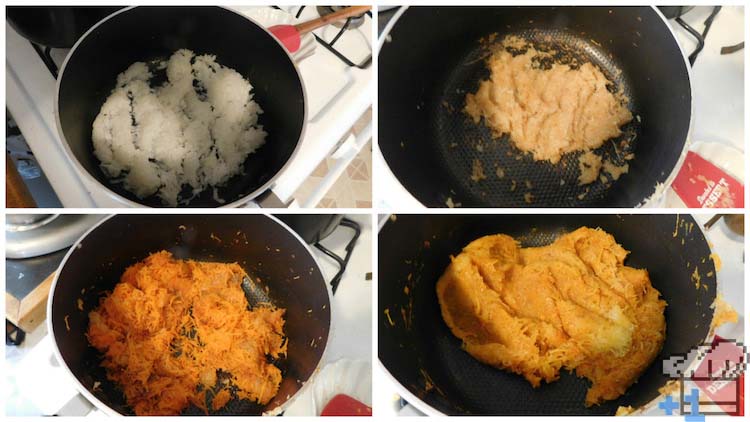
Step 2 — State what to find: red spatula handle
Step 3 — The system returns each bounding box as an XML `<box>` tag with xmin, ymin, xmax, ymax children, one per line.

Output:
<box><xmin>295</xmin><ymin>6</ymin><xmax>372</xmax><ymax>35</ymax></box>
<box><xmin>268</xmin><ymin>24</ymin><xmax>302</xmax><ymax>52</ymax></box>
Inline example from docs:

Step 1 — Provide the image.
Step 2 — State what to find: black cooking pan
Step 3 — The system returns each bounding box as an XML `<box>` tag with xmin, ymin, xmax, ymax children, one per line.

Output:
<box><xmin>48</xmin><ymin>214</ymin><xmax>330</xmax><ymax>415</ymax></box>
<box><xmin>379</xmin><ymin>6</ymin><xmax>691</xmax><ymax>207</ymax></box>
<box><xmin>6</xmin><ymin>6</ymin><xmax>122</xmax><ymax>48</ymax></box>
<box><xmin>55</xmin><ymin>6</ymin><xmax>305</xmax><ymax>207</ymax></box>
<box><xmin>379</xmin><ymin>214</ymin><xmax>716</xmax><ymax>415</ymax></box>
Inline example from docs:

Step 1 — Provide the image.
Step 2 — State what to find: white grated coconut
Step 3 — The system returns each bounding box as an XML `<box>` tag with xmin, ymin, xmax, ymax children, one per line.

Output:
<box><xmin>92</xmin><ymin>49</ymin><xmax>267</xmax><ymax>206</ymax></box>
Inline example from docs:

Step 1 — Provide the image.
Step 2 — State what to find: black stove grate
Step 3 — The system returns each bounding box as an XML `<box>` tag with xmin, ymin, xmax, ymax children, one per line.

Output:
<box><xmin>31</xmin><ymin>42</ymin><xmax>59</xmax><ymax>78</ymax></box>
<box><xmin>314</xmin><ymin>218</ymin><xmax>361</xmax><ymax>294</ymax></box>
<box><xmin>669</xmin><ymin>6</ymin><xmax>722</xmax><ymax>66</ymax></box>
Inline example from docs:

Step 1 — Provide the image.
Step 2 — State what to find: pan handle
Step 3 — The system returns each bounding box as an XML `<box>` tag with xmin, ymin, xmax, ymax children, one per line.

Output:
<box><xmin>256</xmin><ymin>190</ymin><xmax>289</xmax><ymax>208</ymax></box>
<box><xmin>55</xmin><ymin>393</ymin><xmax>96</xmax><ymax>416</ymax></box>
<box><xmin>397</xmin><ymin>402</ymin><xmax>425</xmax><ymax>416</ymax></box>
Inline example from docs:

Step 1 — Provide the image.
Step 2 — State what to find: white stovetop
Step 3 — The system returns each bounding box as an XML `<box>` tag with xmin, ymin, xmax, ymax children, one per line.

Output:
<box><xmin>5</xmin><ymin>214</ymin><xmax>372</xmax><ymax>416</ymax></box>
<box><xmin>374</xmin><ymin>6</ymin><xmax>745</xmax><ymax>209</ymax></box>
<box><xmin>374</xmin><ymin>213</ymin><xmax>745</xmax><ymax>416</ymax></box>
<box><xmin>5</xmin><ymin>6</ymin><xmax>372</xmax><ymax>208</ymax></box>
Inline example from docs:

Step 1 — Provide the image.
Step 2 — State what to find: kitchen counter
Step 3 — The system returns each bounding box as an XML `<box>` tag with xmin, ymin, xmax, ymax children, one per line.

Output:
<box><xmin>6</xmin><ymin>249</ymin><xmax>66</xmax><ymax>302</ymax></box>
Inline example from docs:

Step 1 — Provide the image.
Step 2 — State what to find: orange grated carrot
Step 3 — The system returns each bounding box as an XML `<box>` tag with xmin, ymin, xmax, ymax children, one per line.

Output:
<box><xmin>87</xmin><ymin>251</ymin><xmax>287</xmax><ymax>415</ymax></box>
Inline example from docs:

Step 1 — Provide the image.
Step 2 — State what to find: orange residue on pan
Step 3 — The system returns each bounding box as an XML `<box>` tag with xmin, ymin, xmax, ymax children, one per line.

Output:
<box><xmin>709</xmin><ymin>253</ymin><xmax>723</xmax><ymax>272</ymax></box>
<box><xmin>384</xmin><ymin>308</ymin><xmax>395</xmax><ymax>326</ymax></box>
<box><xmin>419</xmin><ymin>368</ymin><xmax>435</xmax><ymax>392</ymax></box>
<box><xmin>658</xmin><ymin>379</ymin><xmax>680</xmax><ymax>396</ymax></box>
<box><xmin>615</xmin><ymin>405</ymin><xmax>635</xmax><ymax>416</ymax></box>
<box><xmin>710</xmin><ymin>294</ymin><xmax>738</xmax><ymax>329</ymax></box>
<box><xmin>691</xmin><ymin>267</ymin><xmax>702</xmax><ymax>290</ymax></box>
<box><xmin>87</xmin><ymin>251</ymin><xmax>287</xmax><ymax>415</ymax></box>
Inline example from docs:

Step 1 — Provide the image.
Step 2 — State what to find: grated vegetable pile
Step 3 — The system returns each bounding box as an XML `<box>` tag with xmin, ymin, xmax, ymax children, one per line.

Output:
<box><xmin>87</xmin><ymin>251</ymin><xmax>286</xmax><ymax>415</ymax></box>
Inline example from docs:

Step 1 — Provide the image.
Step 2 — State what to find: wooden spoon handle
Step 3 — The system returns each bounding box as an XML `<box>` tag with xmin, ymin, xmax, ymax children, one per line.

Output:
<box><xmin>294</xmin><ymin>6</ymin><xmax>371</xmax><ymax>35</ymax></box>
<box><xmin>6</xmin><ymin>153</ymin><xmax>36</xmax><ymax>208</ymax></box>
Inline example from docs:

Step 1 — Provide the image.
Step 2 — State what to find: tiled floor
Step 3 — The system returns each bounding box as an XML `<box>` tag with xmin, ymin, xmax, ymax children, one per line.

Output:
<box><xmin>293</xmin><ymin>108</ymin><xmax>372</xmax><ymax>208</ymax></box>
<box><xmin>294</xmin><ymin>141</ymin><xmax>372</xmax><ymax>208</ymax></box>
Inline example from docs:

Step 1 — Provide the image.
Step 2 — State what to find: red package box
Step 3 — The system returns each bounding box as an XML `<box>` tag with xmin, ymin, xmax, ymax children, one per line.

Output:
<box><xmin>671</xmin><ymin>151</ymin><xmax>743</xmax><ymax>208</ymax></box>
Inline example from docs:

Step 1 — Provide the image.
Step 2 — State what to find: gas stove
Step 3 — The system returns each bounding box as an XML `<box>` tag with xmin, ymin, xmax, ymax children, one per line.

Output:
<box><xmin>374</xmin><ymin>6</ymin><xmax>745</xmax><ymax>209</ymax></box>
<box><xmin>6</xmin><ymin>6</ymin><xmax>372</xmax><ymax>208</ymax></box>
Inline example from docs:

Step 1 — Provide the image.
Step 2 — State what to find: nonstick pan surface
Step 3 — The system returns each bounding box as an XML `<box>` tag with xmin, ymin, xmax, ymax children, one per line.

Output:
<box><xmin>379</xmin><ymin>7</ymin><xmax>692</xmax><ymax>207</ymax></box>
<box><xmin>379</xmin><ymin>214</ymin><xmax>716</xmax><ymax>415</ymax></box>
<box><xmin>49</xmin><ymin>214</ymin><xmax>330</xmax><ymax>415</ymax></box>
<box><xmin>56</xmin><ymin>6</ymin><xmax>306</xmax><ymax>207</ymax></box>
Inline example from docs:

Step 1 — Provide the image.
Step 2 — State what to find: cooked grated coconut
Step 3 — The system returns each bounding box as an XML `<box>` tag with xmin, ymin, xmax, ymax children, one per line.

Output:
<box><xmin>92</xmin><ymin>49</ymin><xmax>267</xmax><ymax>206</ymax></box>
<box><xmin>578</xmin><ymin>151</ymin><xmax>603</xmax><ymax>186</ymax></box>
<box><xmin>465</xmin><ymin>36</ymin><xmax>633</xmax><ymax>164</ymax></box>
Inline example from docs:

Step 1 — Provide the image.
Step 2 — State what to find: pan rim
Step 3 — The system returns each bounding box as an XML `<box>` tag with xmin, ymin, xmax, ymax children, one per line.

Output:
<box><xmin>53</xmin><ymin>5</ymin><xmax>308</xmax><ymax>208</ymax></box>
<box><xmin>638</xmin><ymin>5</ymin><xmax>695</xmax><ymax>208</ymax></box>
<box><xmin>376</xmin><ymin>5</ymin><xmax>694</xmax><ymax>209</ymax></box>
<box><xmin>46</xmin><ymin>213</ymin><xmax>334</xmax><ymax>416</ymax></box>
<box><xmin>376</xmin><ymin>213</ymin><xmax>721</xmax><ymax>416</ymax></box>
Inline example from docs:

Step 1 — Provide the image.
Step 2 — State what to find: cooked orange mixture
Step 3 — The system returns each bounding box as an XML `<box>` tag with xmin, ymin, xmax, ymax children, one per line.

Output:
<box><xmin>437</xmin><ymin>228</ymin><xmax>666</xmax><ymax>406</ymax></box>
<box><xmin>465</xmin><ymin>36</ymin><xmax>633</xmax><ymax>164</ymax></box>
<box><xmin>87</xmin><ymin>251</ymin><xmax>287</xmax><ymax>415</ymax></box>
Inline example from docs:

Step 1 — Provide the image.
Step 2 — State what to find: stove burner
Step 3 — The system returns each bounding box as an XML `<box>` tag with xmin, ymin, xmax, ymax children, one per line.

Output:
<box><xmin>316</xmin><ymin>6</ymin><xmax>366</xmax><ymax>29</ymax></box>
